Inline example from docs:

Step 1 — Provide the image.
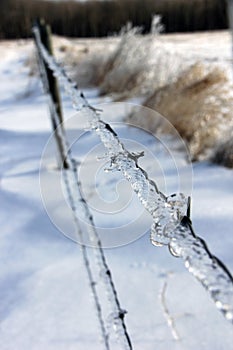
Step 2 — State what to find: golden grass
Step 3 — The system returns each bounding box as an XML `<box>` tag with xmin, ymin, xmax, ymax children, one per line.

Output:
<box><xmin>136</xmin><ymin>63</ymin><xmax>233</xmax><ymax>160</ymax></box>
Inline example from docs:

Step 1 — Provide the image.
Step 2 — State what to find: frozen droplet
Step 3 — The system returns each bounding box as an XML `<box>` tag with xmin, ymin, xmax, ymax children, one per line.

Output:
<box><xmin>168</xmin><ymin>243</ymin><xmax>181</xmax><ymax>257</ymax></box>
<box><xmin>151</xmin><ymin>239</ymin><xmax>164</xmax><ymax>247</ymax></box>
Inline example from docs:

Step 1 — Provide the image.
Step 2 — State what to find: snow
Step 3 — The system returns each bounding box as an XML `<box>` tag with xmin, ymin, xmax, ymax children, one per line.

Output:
<box><xmin>0</xmin><ymin>34</ymin><xmax>233</xmax><ymax>349</ymax></box>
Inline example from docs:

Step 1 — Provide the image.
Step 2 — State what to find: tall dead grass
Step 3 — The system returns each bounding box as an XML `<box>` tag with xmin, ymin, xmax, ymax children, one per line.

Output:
<box><xmin>98</xmin><ymin>30</ymin><xmax>185</xmax><ymax>99</ymax></box>
<box><xmin>128</xmin><ymin>63</ymin><xmax>233</xmax><ymax>161</ymax></box>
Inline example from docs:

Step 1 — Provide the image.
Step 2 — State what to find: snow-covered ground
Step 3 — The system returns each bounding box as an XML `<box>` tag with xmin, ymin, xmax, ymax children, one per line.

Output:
<box><xmin>0</xmin><ymin>34</ymin><xmax>233</xmax><ymax>349</ymax></box>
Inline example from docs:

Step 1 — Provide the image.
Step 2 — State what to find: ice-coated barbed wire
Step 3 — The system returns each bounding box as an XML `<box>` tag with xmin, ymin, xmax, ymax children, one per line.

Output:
<box><xmin>34</xmin><ymin>27</ymin><xmax>233</xmax><ymax>324</ymax></box>
<box><xmin>34</xmin><ymin>26</ymin><xmax>133</xmax><ymax>350</ymax></box>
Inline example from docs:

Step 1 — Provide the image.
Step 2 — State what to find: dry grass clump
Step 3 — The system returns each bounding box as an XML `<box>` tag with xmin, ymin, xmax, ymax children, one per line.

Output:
<box><xmin>69</xmin><ymin>38</ymin><xmax>118</xmax><ymax>87</ymax></box>
<box><xmin>99</xmin><ymin>29</ymin><xmax>145</xmax><ymax>96</ymax></box>
<box><xmin>212</xmin><ymin>138</ymin><xmax>233</xmax><ymax>168</ymax></box>
<box><xmin>98</xmin><ymin>30</ymin><xmax>184</xmax><ymax>99</ymax></box>
<box><xmin>131</xmin><ymin>62</ymin><xmax>233</xmax><ymax>160</ymax></box>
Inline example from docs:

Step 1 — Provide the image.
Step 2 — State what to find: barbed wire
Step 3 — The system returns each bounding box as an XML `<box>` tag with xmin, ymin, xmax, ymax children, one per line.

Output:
<box><xmin>33</xmin><ymin>25</ymin><xmax>233</xmax><ymax>326</ymax></box>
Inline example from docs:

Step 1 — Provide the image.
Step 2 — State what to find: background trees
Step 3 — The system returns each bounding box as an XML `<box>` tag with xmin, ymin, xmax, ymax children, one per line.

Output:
<box><xmin>0</xmin><ymin>0</ymin><xmax>228</xmax><ymax>39</ymax></box>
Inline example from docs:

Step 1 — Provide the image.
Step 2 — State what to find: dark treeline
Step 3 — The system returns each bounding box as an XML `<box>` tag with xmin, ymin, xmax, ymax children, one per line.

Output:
<box><xmin>0</xmin><ymin>0</ymin><xmax>228</xmax><ymax>39</ymax></box>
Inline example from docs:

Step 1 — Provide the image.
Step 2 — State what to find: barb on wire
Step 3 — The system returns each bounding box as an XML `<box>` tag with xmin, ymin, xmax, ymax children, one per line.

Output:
<box><xmin>33</xmin><ymin>25</ymin><xmax>133</xmax><ymax>350</ymax></box>
<box><xmin>33</xmin><ymin>25</ymin><xmax>233</xmax><ymax>325</ymax></box>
